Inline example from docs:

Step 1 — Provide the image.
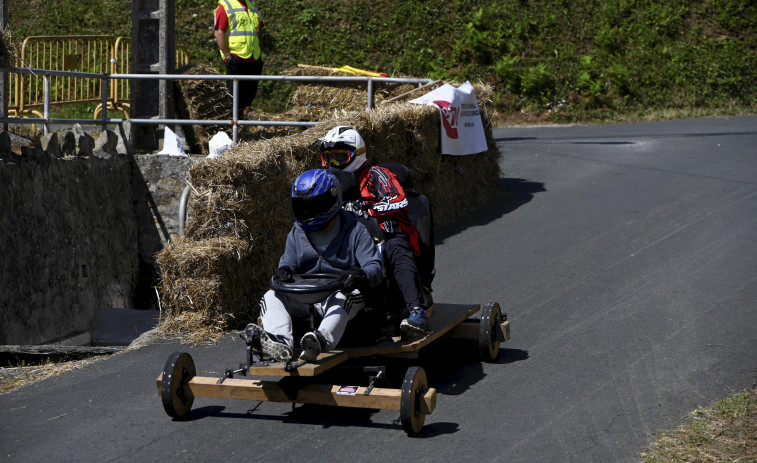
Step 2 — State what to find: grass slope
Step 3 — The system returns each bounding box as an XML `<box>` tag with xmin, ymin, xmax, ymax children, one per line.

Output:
<box><xmin>9</xmin><ymin>0</ymin><xmax>757</xmax><ymax>123</ymax></box>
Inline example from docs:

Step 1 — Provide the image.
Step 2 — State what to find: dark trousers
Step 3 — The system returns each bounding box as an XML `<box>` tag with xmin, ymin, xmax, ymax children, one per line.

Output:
<box><xmin>385</xmin><ymin>235</ymin><xmax>429</xmax><ymax>310</ymax></box>
<box><xmin>224</xmin><ymin>57</ymin><xmax>263</xmax><ymax>109</ymax></box>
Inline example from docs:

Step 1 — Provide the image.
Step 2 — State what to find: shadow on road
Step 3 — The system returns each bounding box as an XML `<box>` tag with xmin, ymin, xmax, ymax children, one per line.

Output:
<box><xmin>421</xmin><ymin>340</ymin><xmax>530</xmax><ymax>396</ymax></box>
<box><xmin>436</xmin><ymin>177</ymin><xmax>546</xmax><ymax>245</ymax></box>
<box><xmin>184</xmin><ymin>401</ymin><xmax>460</xmax><ymax>437</ymax></box>
<box><xmin>173</xmin><ymin>343</ymin><xmax>531</xmax><ymax>436</ymax></box>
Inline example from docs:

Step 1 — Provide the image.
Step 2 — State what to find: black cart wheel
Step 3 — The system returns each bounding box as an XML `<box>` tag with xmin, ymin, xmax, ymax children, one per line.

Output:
<box><xmin>161</xmin><ymin>352</ymin><xmax>196</xmax><ymax>419</ymax></box>
<box><xmin>478</xmin><ymin>302</ymin><xmax>502</xmax><ymax>362</ymax></box>
<box><xmin>400</xmin><ymin>366</ymin><xmax>429</xmax><ymax>436</ymax></box>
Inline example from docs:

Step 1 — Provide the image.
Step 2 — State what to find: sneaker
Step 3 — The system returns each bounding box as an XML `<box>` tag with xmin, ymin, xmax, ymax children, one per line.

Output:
<box><xmin>299</xmin><ymin>331</ymin><xmax>326</xmax><ymax>362</ymax></box>
<box><xmin>244</xmin><ymin>323</ymin><xmax>293</xmax><ymax>362</ymax></box>
<box><xmin>400</xmin><ymin>307</ymin><xmax>431</xmax><ymax>337</ymax></box>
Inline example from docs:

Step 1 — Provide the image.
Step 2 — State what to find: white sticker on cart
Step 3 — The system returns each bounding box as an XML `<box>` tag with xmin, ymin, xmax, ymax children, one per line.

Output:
<box><xmin>337</xmin><ymin>386</ymin><xmax>360</xmax><ymax>395</ymax></box>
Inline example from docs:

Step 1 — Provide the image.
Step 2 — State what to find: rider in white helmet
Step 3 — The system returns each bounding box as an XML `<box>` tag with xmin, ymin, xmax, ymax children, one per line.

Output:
<box><xmin>319</xmin><ymin>126</ymin><xmax>432</xmax><ymax>336</ymax></box>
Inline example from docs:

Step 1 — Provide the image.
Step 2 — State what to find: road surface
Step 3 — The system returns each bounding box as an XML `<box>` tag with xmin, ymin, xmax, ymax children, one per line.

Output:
<box><xmin>2</xmin><ymin>116</ymin><xmax>756</xmax><ymax>462</ymax></box>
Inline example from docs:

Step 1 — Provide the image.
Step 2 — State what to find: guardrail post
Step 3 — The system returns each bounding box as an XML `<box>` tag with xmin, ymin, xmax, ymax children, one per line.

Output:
<box><xmin>101</xmin><ymin>77</ymin><xmax>109</xmax><ymax>131</ymax></box>
<box><xmin>232</xmin><ymin>79</ymin><xmax>239</xmax><ymax>144</ymax></box>
<box><xmin>43</xmin><ymin>74</ymin><xmax>51</xmax><ymax>135</ymax></box>
<box><xmin>367</xmin><ymin>78</ymin><xmax>374</xmax><ymax>110</ymax></box>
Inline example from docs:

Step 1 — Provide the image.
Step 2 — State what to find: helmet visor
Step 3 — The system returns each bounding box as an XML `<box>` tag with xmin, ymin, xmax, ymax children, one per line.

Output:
<box><xmin>320</xmin><ymin>149</ymin><xmax>354</xmax><ymax>168</ymax></box>
<box><xmin>292</xmin><ymin>190</ymin><xmax>337</xmax><ymax>224</ymax></box>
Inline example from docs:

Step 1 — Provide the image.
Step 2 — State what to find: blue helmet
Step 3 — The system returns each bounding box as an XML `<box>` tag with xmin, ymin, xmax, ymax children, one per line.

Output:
<box><xmin>291</xmin><ymin>169</ymin><xmax>342</xmax><ymax>232</ymax></box>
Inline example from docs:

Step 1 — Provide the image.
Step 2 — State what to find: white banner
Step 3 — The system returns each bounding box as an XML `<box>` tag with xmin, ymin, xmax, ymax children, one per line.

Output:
<box><xmin>409</xmin><ymin>81</ymin><xmax>488</xmax><ymax>156</ymax></box>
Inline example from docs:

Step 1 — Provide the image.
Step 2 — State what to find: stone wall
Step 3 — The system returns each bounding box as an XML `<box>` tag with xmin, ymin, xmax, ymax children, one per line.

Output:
<box><xmin>0</xmin><ymin>150</ymin><xmax>138</xmax><ymax>344</ymax></box>
<box><xmin>0</xmin><ymin>128</ymin><xmax>196</xmax><ymax>345</ymax></box>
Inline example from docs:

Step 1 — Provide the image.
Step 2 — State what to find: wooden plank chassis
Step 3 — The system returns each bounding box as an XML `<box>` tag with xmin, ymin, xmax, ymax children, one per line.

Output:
<box><xmin>156</xmin><ymin>375</ymin><xmax>436</xmax><ymax>414</ymax></box>
<box><xmin>156</xmin><ymin>303</ymin><xmax>508</xmax><ymax>414</ymax></box>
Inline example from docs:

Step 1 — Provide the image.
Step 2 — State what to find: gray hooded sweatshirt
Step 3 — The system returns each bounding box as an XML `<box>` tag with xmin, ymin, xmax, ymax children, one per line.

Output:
<box><xmin>278</xmin><ymin>210</ymin><xmax>383</xmax><ymax>289</ymax></box>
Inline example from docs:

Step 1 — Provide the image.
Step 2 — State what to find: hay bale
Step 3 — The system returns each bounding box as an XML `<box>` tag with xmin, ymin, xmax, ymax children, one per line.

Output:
<box><xmin>158</xmin><ymin>83</ymin><xmax>501</xmax><ymax>342</ymax></box>
<box><xmin>156</xmin><ymin>236</ymin><xmax>260</xmax><ymax>337</ymax></box>
<box><xmin>174</xmin><ymin>64</ymin><xmax>232</xmax><ymax>155</ymax></box>
<box><xmin>0</xmin><ymin>28</ymin><xmax>19</xmax><ymax>68</ymax></box>
<box><xmin>287</xmin><ymin>65</ymin><xmax>426</xmax><ymax>113</ymax></box>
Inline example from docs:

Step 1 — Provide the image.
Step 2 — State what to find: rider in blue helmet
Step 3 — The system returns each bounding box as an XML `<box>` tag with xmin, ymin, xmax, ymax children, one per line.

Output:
<box><xmin>291</xmin><ymin>169</ymin><xmax>342</xmax><ymax>233</ymax></box>
<box><xmin>245</xmin><ymin>169</ymin><xmax>383</xmax><ymax>362</ymax></box>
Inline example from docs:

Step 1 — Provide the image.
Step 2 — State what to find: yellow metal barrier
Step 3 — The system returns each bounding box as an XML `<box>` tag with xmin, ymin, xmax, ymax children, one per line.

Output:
<box><xmin>18</xmin><ymin>35</ymin><xmax>114</xmax><ymax>118</ymax></box>
<box><xmin>94</xmin><ymin>37</ymin><xmax>190</xmax><ymax>119</ymax></box>
<box><xmin>7</xmin><ymin>52</ymin><xmax>21</xmax><ymax>117</ymax></box>
<box><xmin>12</xmin><ymin>35</ymin><xmax>190</xmax><ymax>119</ymax></box>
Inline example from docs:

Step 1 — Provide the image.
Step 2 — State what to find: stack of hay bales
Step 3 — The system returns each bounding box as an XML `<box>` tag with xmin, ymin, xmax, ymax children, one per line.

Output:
<box><xmin>174</xmin><ymin>64</ymin><xmax>232</xmax><ymax>155</ymax></box>
<box><xmin>157</xmin><ymin>79</ymin><xmax>501</xmax><ymax>342</ymax></box>
<box><xmin>285</xmin><ymin>65</ymin><xmax>419</xmax><ymax>120</ymax></box>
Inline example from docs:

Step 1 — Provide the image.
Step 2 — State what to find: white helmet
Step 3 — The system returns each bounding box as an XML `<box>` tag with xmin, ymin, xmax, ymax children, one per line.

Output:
<box><xmin>319</xmin><ymin>126</ymin><xmax>367</xmax><ymax>173</ymax></box>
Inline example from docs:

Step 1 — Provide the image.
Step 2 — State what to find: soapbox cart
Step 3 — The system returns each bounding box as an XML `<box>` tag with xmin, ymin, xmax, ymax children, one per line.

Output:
<box><xmin>156</xmin><ymin>274</ymin><xmax>509</xmax><ymax>436</ymax></box>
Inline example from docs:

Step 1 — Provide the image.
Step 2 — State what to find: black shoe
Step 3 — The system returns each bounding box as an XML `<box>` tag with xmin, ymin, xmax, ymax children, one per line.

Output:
<box><xmin>299</xmin><ymin>331</ymin><xmax>326</xmax><ymax>362</ymax></box>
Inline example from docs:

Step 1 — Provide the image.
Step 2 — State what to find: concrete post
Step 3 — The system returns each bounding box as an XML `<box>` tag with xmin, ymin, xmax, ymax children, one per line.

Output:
<box><xmin>130</xmin><ymin>0</ymin><xmax>176</xmax><ymax>151</ymax></box>
<box><xmin>1</xmin><ymin>0</ymin><xmax>9</xmax><ymax>132</ymax></box>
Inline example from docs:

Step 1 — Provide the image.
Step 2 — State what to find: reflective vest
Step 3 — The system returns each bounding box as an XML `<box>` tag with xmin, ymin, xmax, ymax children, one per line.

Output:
<box><xmin>215</xmin><ymin>0</ymin><xmax>262</xmax><ymax>60</ymax></box>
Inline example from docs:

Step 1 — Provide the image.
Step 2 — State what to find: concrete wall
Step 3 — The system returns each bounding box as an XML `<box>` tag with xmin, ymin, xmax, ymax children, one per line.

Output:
<box><xmin>0</xmin><ymin>129</ymin><xmax>196</xmax><ymax>345</ymax></box>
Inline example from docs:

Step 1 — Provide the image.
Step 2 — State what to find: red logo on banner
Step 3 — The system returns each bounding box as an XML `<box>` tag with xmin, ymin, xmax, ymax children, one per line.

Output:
<box><xmin>433</xmin><ymin>100</ymin><xmax>459</xmax><ymax>139</ymax></box>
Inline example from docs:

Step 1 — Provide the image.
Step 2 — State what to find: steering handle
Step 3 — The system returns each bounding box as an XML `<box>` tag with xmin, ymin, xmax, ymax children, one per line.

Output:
<box><xmin>270</xmin><ymin>272</ymin><xmax>344</xmax><ymax>295</ymax></box>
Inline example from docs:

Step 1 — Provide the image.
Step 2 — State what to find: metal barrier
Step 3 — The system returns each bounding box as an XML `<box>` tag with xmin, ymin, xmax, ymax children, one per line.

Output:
<box><xmin>7</xmin><ymin>55</ymin><xmax>21</xmax><ymax>117</ymax></box>
<box><xmin>17</xmin><ymin>36</ymin><xmax>114</xmax><ymax>118</ymax></box>
<box><xmin>94</xmin><ymin>38</ymin><xmax>190</xmax><ymax>119</ymax></box>
<box><xmin>0</xmin><ymin>67</ymin><xmax>434</xmax><ymax>144</ymax></box>
<box><xmin>9</xmin><ymin>35</ymin><xmax>190</xmax><ymax>119</ymax></box>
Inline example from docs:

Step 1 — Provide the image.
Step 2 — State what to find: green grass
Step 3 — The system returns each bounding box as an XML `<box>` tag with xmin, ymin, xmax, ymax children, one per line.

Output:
<box><xmin>9</xmin><ymin>0</ymin><xmax>757</xmax><ymax>124</ymax></box>
<box><xmin>642</xmin><ymin>390</ymin><xmax>757</xmax><ymax>462</ymax></box>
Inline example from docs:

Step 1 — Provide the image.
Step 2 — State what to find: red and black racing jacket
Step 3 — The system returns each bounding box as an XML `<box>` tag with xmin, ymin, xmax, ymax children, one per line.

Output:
<box><xmin>356</xmin><ymin>165</ymin><xmax>420</xmax><ymax>255</ymax></box>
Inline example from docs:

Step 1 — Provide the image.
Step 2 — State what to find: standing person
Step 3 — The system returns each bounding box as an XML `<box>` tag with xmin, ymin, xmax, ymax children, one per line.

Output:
<box><xmin>213</xmin><ymin>0</ymin><xmax>264</xmax><ymax>109</ymax></box>
<box><xmin>319</xmin><ymin>126</ymin><xmax>433</xmax><ymax>337</ymax></box>
<box><xmin>246</xmin><ymin>169</ymin><xmax>383</xmax><ymax>362</ymax></box>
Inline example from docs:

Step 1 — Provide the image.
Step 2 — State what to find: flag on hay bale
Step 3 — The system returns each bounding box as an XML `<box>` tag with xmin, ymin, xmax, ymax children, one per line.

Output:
<box><xmin>409</xmin><ymin>81</ymin><xmax>488</xmax><ymax>156</ymax></box>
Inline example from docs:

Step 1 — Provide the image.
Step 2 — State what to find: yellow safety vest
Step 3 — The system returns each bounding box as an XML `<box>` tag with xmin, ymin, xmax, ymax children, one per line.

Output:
<box><xmin>215</xmin><ymin>0</ymin><xmax>262</xmax><ymax>60</ymax></box>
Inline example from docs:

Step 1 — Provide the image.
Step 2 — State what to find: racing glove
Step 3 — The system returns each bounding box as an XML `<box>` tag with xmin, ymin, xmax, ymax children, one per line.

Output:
<box><xmin>343</xmin><ymin>200</ymin><xmax>370</xmax><ymax>218</ymax></box>
<box><xmin>338</xmin><ymin>267</ymin><xmax>366</xmax><ymax>292</ymax></box>
<box><xmin>272</xmin><ymin>266</ymin><xmax>294</xmax><ymax>283</ymax></box>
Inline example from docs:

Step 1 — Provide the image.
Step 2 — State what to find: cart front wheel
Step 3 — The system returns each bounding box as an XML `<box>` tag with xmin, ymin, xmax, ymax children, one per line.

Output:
<box><xmin>161</xmin><ymin>352</ymin><xmax>196</xmax><ymax>419</ymax></box>
<box><xmin>479</xmin><ymin>302</ymin><xmax>502</xmax><ymax>362</ymax></box>
<box><xmin>400</xmin><ymin>366</ymin><xmax>429</xmax><ymax>436</ymax></box>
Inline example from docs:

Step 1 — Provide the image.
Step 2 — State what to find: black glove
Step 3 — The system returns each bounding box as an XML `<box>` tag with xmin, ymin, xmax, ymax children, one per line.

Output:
<box><xmin>338</xmin><ymin>267</ymin><xmax>366</xmax><ymax>292</ymax></box>
<box><xmin>343</xmin><ymin>200</ymin><xmax>370</xmax><ymax>218</ymax></box>
<box><xmin>272</xmin><ymin>266</ymin><xmax>294</xmax><ymax>283</ymax></box>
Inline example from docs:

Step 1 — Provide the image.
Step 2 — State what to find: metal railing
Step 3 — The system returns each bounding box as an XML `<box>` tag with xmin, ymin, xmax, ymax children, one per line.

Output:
<box><xmin>1</xmin><ymin>66</ymin><xmax>434</xmax><ymax>144</ymax></box>
<box><xmin>7</xmin><ymin>35</ymin><xmax>189</xmax><ymax>119</ymax></box>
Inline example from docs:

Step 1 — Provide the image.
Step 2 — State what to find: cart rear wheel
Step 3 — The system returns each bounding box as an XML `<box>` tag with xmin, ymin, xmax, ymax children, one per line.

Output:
<box><xmin>161</xmin><ymin>352</ymin><xmax>196</xmax><ymax>419</ymax></box>
<box><xmin>400</xmin><ymin>366</ymin><xmax>429</xmax><ymax>436</ymax></box>
<box><xmin>478</xmin><ymin>302</ymin><xmax>502</xmax><ymax>362</ymax></box>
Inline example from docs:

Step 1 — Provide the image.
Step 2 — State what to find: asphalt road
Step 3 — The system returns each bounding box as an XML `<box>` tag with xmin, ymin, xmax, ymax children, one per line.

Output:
<box><xmin>2</xmin><ymin>116</ymin><xmax>756</xmax><ymax>462</ymax></box>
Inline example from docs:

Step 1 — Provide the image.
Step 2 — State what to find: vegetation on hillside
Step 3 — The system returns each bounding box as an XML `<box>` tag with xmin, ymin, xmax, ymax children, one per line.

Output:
<box><xmin>9</xmin><ymin>0</ymin><xmax>757</xmax><ymax>123</ymax></box>
<box><xmin>642</xmin><ymin>389</ymin><xmax>757</xmax><ymax>463</ymax></box>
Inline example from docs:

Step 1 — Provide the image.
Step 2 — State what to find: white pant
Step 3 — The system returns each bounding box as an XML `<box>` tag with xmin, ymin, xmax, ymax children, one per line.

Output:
<box><xmin>260</xmin><ymin>289</ymin><xmax>360</xmax><ymax>350</ymax></box>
